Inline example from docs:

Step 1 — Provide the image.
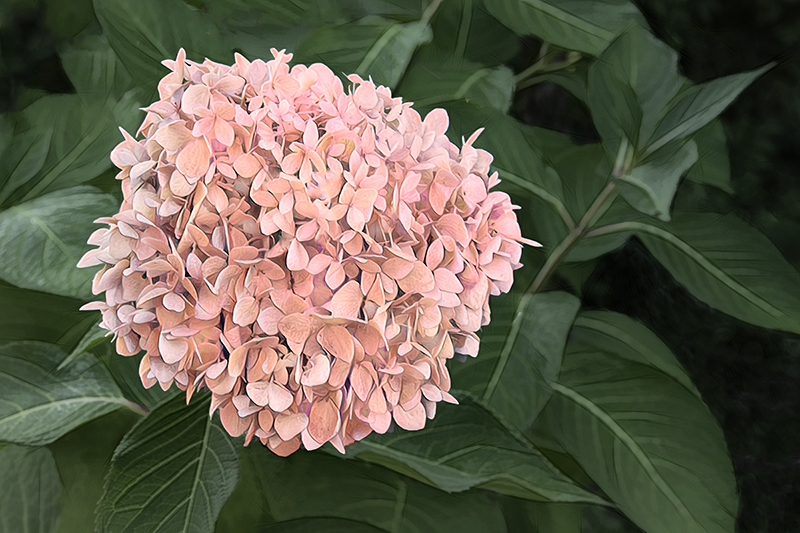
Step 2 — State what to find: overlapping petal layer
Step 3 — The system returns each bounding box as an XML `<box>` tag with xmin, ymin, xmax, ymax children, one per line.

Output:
<box><xmin>79</xmin><ymin>48</ymin><xmax>538</xmax><ymax>455</ymax></box>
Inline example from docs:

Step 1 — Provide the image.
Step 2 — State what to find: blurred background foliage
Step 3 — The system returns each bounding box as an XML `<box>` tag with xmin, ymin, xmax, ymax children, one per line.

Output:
<box><xmin>1</xmin><ymin>0</ymin><xmax>798</xmax><ymax>531</ymax></box>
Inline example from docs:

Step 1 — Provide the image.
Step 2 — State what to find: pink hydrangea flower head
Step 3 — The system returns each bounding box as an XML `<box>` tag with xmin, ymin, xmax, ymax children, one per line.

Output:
<box><xmin>79</xmin><ymin>48</ymin><xmax>540</xmax><ymax>456</ymax></box>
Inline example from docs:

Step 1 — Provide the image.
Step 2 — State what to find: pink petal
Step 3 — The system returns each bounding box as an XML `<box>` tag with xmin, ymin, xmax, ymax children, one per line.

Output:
<box><xmin>329</xmin><ymin>281</ymin><xmax>362</xmax><ymax>319</ymax></box>
<box><xmin>274</xmin><ymin>412</ymin><xmax>309</xmax><ymax>440</ymax></box>
<box><xmin>308</xmin><ymin>399</ymin><xmax>339</xmax><ymax>444</ymax></box>
<box><xmin>393</xmin><ymin>402</ymin><xmax>426</xmax><ymax>431</ymax></box>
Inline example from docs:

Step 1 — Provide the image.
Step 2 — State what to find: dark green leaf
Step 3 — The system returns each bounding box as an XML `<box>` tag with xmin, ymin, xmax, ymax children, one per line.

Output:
<box><xmin>250</xmin><ymin>447</ymin><xmax>507</xmax><ymax>532</ymax></box>
<box><xmin>568</xmin><ymin>310</ymin><xmax>701</xmax><ymax>398</ymax></box>
<box><xmin>261</xmin><ymin>518</ymin><xmax>384</xmax><ymax>533</ymax></box>
<box><xmin>0</xmin><ymin>445</ymin><xmax>61</xmax><ymax>533</ymax></box>
<box><xmin>0</xmin><ymin>186</ymin><xmax>118</xmax><ymax>299</ymax></box>
<box><xmin>348</xmin><ymin>399</ymin><xmax>606</xmax><ymax>504</ymax></box>
<box><xmin>49</xmin><ymin>409</ymin><xmax>140</xmax><ymax>533</ymax></box>
<box><xmin>646</xmin><ymin>63</ymin><xmax>772</xmax><ymax>153</ymax></box>
<box><xmin>59</xmin><ymin>34</ymin><xmax>135</xmax><ymax>101</ymax></box>
<box><xmin>683</xmin><ymin>120</ymin><xmax>733</xmax><ymax>194</ymax></box>
<box><xmin>56</xmin><ymin>318</ymin><xmax>109</xmax><ymax>371</ymax></box>
<box><xmin>501</xmin><ymin>500</ymin><xmax>583</xmax><ymax>533</ymax></box>
<box><xmin>96</xmin><ymin>394</ymin><xmax>239</xmax><ymax>533</ymax></box>
<box><xmin>627</xmin><ymin>211</ymin><xmax>800</xmax><ymax>334</ymax></box>
<box><xmin>617</xmin><ymin>139</ymin><xmax>698</xmax><ymax>221</ymax></box>
<box><xmin>587</xmin><ymin>25</ymin><xmax>681</xmax><ymax>153</ymax></box>
<box><xmin>481</xmin><ymin>292</ymin><xmax>580</xmax><ymax>428</ymax></box>
<box><xmin>0</xmin><ymin>282</ymin><xmax>87</xmax><ymax>346</ymax></box>
<box><xmin>535</xmin><ymin>344</ymin><xmax>737</xmax><ymax>533</ymax></box>
<box><xmin>484</xmin><ymin>0</ymin><xmax>644</xmax><ymax>56</ymax></box>
<box><xmin>399</xmin><ymin>58</ymin><xmax>514</xmax><ymax>113</ymax></box>
<box><xmin>94</xmin><ymin>0</ymin><xmax>233</xmax><ymax>85</ymax></box>
<box><xmin>428</xmin><ymin>0</ymin><xmax>519</xmax><ymax>65</ymax></box>
<box><xmin>294</xmin><ymin>17</ymin><xmax>432</xmax><ymax>89</ymax></box>
<box><xmin>0</xmin><ymin>341</ymin><xmax>131</xmax><ymax>446</ymax></box>
<box><xmin>0</xmin><ymin>92</ymin><xmax>141</xmax><ymax>206</ymax></box>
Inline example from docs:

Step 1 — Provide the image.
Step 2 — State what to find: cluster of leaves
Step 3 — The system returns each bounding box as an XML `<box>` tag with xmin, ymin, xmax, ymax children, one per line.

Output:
<box><xmin>0</xmin><ymin>0</ymin><xmax>790</xmax><ymax>532</ymax></box>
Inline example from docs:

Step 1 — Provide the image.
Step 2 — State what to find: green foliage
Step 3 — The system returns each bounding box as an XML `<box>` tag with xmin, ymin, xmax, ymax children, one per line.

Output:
<box><xmin>0</xmin><ymin>445</ymin><xmax>61</xmax><ymax>533</ymax></box>
<box><xmin>0</xmin><ymin>341</ymin><xmax>133</xmax><ymax>446</ymax></box>
<box><xmin>96</xmin><ymin>394</ymin><xmax>239</xmax><ymax>533</ymax></box>
<box><xmin>0</xmin><ymin>0</ymin><xmax>788</xmax><ymax>531</ymax></box>
<box><xmin>0</xmin><ymin>187</ymin><xmax>118</xmax><ymax>299</ymax></box>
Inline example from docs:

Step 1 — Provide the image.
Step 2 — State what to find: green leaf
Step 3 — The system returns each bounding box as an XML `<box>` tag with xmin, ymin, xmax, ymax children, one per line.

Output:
<box><xmin>481</xmin><ymin>292</ymin><xmax>580</xmax><ymax>428</ymax></box>
<box><xmin>616</xmin><ymin>139</ymin><xmax>698</xmax><ymax>221</ymax></box>
<box><xmin>501</xmin><ymin>500</ymin><xmax>583</xmax><ymax>533</ymax></box>
<box><xmin>0</xmin><ymin>341</ymin><xmax>132</xmax><ymax>446</ymax></box>
<box><xmin>49</xmin><ymin>409</ymin><xmax>140</xmax><ymax>533</ymax></box>
<box><xmin>348</xmin><ymin>399</ymin><xmax>606</xmax><ymax>505</ymax></box>
<box><xmin>428</xmin><ymin>0</ymin><xmax>520</xmax><ymax>65</ymax></box>
<box><xmin>587</xmin><ymin>25</ymin><xmax>681</xmax><ymax>153</ymax></box>
<box><xmin>56</xmin><ymin>318</ymin><xmax>109</xmax><ymax>371</ymax></box>
<box><xmin>624</xmin><ymin>211</ymin><xmax>800</xmax><ymax>335</ymax></box>
<box><xmin>398</xmin><ymin>58</ymin><xmax>515</xmax><ymax>113</ymax></box>
<box><xmin>534</xmin><ymin>344</ymin><xmax>737</xmax><ymax>532</ymax></box>
<box><xmin>250</xmin><ymin>446</ymin><xmax>507</xmax><ymax>532</ymax></box>
<box><xmin>94</xmin><ymin>342</ymin><xmax>179</xmax><ymax>411</ymax></box>
<box><xmin>59</xmin><ymin>34</ymin><xmax>135</xmax><ymax>101</ymax></box>
<box><xmin>684</xmin><ymin>120</ymin><xmax>733</xmax><ymax>194</ymax></box>
<box><xmin>0</xmin><ymin>445</ymin><xmax>62</xmax><ymax>533</ymax></box>
<box><xmin>484</xmin><ymin>0</ymin><xmax>644</xmax><ymax>56</ymax></box>
<box><xmin>94</xmin><ymin>0</ymin><xmax>233</xmax><ymax>86</ymax></box>
<box><xmin>96</xmin><ymin>394</ymin><xmax>239</xmax><ymax>533</ymax></box>
<box><xmin>0</xmin><ymin>92</ymin><xmax>141</xmax><ymax>206</ymax></box>
<box><xmin>646</xmin><ymin>63</ymin><xmax>772</xmax><ymax>154</ymax></box>
<box><xmin>294</xmin><ymin>16</ymin><xmax>432</xmax><ymax>88</ymax></box>
<box><xmin>568</xmin><ymin>310</ymin><xmax>701</xmax><ymax>398</ymax></box>
<box><xmin>0</xmin><ymin>186</ymin><xmax>118</xmax><ymax>299</ymax></box>
<box><xmin>0</xmin><ymin>282</ymin><xmax>88</xmax><ymax>346</ymax></box>
<box><xmin>262</xmin><ymin>519</ymin><xmax>384</xmax><ymax>533</ymax></box>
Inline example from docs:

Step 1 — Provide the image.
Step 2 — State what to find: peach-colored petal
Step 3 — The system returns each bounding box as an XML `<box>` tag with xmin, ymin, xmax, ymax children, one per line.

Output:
<box><xmin>176</xmin><ymin>139</ymin><xmax>211</xmax><ymax>178</ymax></box>
<box><xmin>233</xmin><ymin>296</ymin><xmax>259</xmax><ymax>326</ymax></box>
<box><xmin>274</xmin><ymin>412</ymin><xmax>308</xmax><ymax>440</ymax></box>
<box><xmin>308</xmin><ymin>399</ymin><xmax>339</xmax><ymax>444</ymax></box>
<box><xmin>393</xmin><ymin>402</ymin><xmax>426</xmax><ymax>431</ymax></box>
<box><xmin>329</xmin><ymin>281</ymin><xmax>362</xmax><ymax>319</ymax></box>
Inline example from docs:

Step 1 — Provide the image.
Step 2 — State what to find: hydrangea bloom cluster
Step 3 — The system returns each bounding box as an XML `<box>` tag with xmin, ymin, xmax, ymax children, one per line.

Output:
<box><xmin>79</xmin><ymin>49</ymin><xmax>537</xmax><ymax>456</ymax></box>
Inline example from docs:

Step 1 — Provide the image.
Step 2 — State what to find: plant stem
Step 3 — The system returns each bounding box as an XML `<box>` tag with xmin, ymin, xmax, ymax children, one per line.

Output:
<box><xmin>122</xmin><ymin>399</ymin><xmax>150</xmax><ymax>416</ymax></box>
<box><xmin>514</xmin><ymin>50</ymin><xmax>583</xmax><ymax>89</ymax></box>
<box><xmin>421</xmin><ymin>0</ymin><xmax>445</xmax><ymax>26</ymax></box>
<box><xmin>528</xmin><ymin>182</ymin><xmax>617</xmax><ymax>295</ymax></box>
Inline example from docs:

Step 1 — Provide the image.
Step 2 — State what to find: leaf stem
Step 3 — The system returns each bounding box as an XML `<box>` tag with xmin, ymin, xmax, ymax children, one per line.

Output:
<box><xmin>514</xmin><ymin>50</ymin><xmax>583</xmax><ymax>89</ymax></box>
<box><xmin>420</xmin><ymin>0</ymin><xmax>445</xmax><ymax>26</ymax></box>
<box><xmin>528</xmin><ymin>182</ymin><xmax>617</xmax><ymax>295</ymax></box>
<box><xmin>121</xmin><ymin>399</ymin><xmax>150</xmax><ymax>416</ymax></box>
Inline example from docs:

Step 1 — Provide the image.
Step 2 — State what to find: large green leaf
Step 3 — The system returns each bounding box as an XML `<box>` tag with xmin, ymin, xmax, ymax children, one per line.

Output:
<box><xmin>587</xmin><ymin>25</ymin><xmax>681</xmax><ymax>152</ymax></box>
<box><xmin>616</xmin><ymin>139</ymin><xmax>698</xmax><ymax>221</ymax></box>
<box><xmin>0</xmin><ymin>341</ymin><xmax>133</xmax><ymax>446</ymax></box>
<box><xmin>534</xmin><ymin>341</ymin><xmax>737</xmax><ymax>532</ymax></box>
<box><xmin>484</xmin><ymin>0</ymin><xmax>644</xmax><ymax>56</ymax></box>
<box><xmin>96</xmin><ymin>394</ymin><xmax>239</xmax><ymax>533</ymax></box>
<box><xmin>94</xmin><ymin>0</ymin><xmax>233</xmax><ymax>85</ymax></box>
<box><xmin>568</xmin><ymin>310</ymin><xmax>701</xmax><ymax>398</ymax></box>
<box><xmin>591</xmin><ymin>211</ymin><xmax>800</xmax><ymax>334</ymax></box>
<box><xmin>348</xmin><ymin>399</ymin><xmax>606</xmax><ymax>505</ymax></box>
<box><xmin>427</xmin><ymin>0</ymin><xmax>520</xmax><ymax>65</ymax></box>
<box><xmin>49</xmin><ymin>410</ymin><xmax>140</xmax><ymax>533</ymax></box>
<box><xmin>294</xmin><ymin>16</ymin><xmax>432</xmax><ymax>89</ymax></box>
<box><xmin>0</xmin><ymin>186</ymin><xmax>118</xmax><ymax>299</ymax></box>
<box><xmin>0</xmin><ymin>445</ymin><xmax>62</xmax><ymax>533</ymax></box>
<box><xmin>0</xmin><ymin>91</ymin><xmax>141</xmax><ymax>206</ymax></box>
<box><xmin>645</xmin><ymin>63</ymin><xmax>772</xmax><ymax>154</ymax></box>
<box><xmin>684</xmin><ymin>120</ymin><xmax>733</xmax><ymax>194</ymax></box>
<box><xmin>0</xmin><ymin>282</ymin><xmax>87</xmax><ymax>346</ymax></box>
<box><xmin>480</xmin><ymin>292</ymin><xmax>580</xmax><ymax>428</ymax></box>
<box><xmin>398</xmin><ymin>57</ymin><xmax>515</xmax><ymax>113</ymax></box>
<box><xmin>250</xmin><ymin>447</ymin><xmax>507</xmax><ymax>532</ymax></box>
<box><xmin>59</xmin><ymin>34</ymin><xmax>135</xmax><ymax>101</ymax></box>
